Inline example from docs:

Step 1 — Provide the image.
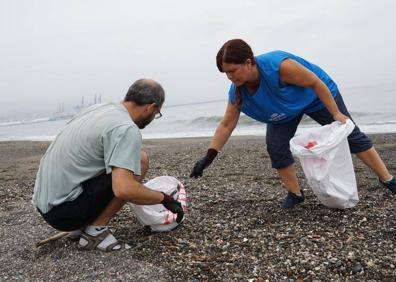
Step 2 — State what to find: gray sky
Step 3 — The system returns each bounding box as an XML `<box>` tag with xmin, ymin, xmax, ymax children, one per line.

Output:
<box><xmin>1</xmin><ymin>0</ymin><xmax>396</xmax><ymax>118</ymax></box>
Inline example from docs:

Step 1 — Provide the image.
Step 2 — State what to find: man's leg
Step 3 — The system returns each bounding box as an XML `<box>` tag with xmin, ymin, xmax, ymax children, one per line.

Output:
<box><xmin>79</xmin><ymin>151</ymin><xmax>149</xmax><ymax>251</ymax></box>
<box><xmin>90</xmin><ymin>151</ymin><xmax>149</xmax><ymax>226</ymax></box>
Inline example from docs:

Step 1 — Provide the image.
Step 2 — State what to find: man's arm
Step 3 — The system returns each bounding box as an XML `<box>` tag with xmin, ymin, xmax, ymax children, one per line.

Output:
<box><xmin>112</xmin><ymin>167</ymin><xmax>184</xmax><ymax>222</ymax></box>
<box><xmin>111</xmin><ymin>167</ymin><xmax>163</xmax><ymax>204</ymax></box>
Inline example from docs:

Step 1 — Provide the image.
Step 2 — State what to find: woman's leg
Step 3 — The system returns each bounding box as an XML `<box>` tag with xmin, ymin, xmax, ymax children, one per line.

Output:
<box><xmin>277</xmin><ymin>165</ymin><xmax>301</xmax><ymax>194</ymax></box>
<box><xmin>307</xmin><ymin>93</ymin><xmax>393</xmax><ymax>182</ymax></box>
<box><xmin>266</xmin><ymin>115</ymin><xmax>303</xmax><ymax>194</ymax></box>
<box><xmin>355</xmin><ymin>148</ymin><xmax>392</xmax><ymax>181</ymax></box>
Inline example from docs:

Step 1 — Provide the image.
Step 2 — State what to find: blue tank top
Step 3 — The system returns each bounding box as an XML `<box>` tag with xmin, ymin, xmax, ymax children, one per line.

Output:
<box><xmin>228</xmin><ymin>51</ymin><xmax>338</xmax><ymax>124</ymax></box>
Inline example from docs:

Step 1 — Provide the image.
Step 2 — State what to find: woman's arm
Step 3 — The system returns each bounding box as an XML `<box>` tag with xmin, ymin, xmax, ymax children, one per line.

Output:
<box><xmin>209</xmin><ymin>99</ymin><xmax>241</xmax><ymax>150</ymax></box>
<box><xmin>279</xmin><ymin>58</ymin><xmax>348</xmax><ymax>123</ymax></box>
<box><xmin>190</xmin><ymin>99</ymin><xmax>240</xmax><ymax>178</ymax></box>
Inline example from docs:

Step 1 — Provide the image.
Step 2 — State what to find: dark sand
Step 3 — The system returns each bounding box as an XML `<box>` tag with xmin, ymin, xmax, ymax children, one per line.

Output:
<box><xmin>0</xmin><ymin>135</ymin><xmax>395</xmax><ymax>281</ymax></box>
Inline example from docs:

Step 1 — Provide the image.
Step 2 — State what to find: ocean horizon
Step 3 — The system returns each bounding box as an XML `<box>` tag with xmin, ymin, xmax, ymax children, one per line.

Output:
<box><xmin>1</xmin><ymin>84</ymin><xmax>396</xmax><ymax>141</ymax></box>
<box><xmin>1</xmin><ymin>105</ymin><xmax>396</xmax><ymax>142</ymax></box>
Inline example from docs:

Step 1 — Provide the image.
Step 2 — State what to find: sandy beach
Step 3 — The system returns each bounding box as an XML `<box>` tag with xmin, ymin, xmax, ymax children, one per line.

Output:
<box><xmin>0</xmin><ymin>134</ymin><xmax>395</xmax><ymax>281</ymax></box>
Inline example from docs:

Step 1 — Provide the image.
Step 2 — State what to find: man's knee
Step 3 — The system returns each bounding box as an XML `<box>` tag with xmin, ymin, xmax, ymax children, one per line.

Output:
<box><xmin>140</xmin><ymin>151</ymin><xmax>149</xmax><ymax>172</ymax></box>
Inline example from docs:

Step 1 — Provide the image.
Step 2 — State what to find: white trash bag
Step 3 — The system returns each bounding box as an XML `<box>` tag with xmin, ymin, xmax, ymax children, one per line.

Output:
<box><xmin>130</xmin><ymin>176</ymin><xmax>187</xmax><ymax>232</ymax></box>
<box><xmin>290</xmin><ymin>119</ymin><xmax>358</xmax><ymax>209</ymax></box>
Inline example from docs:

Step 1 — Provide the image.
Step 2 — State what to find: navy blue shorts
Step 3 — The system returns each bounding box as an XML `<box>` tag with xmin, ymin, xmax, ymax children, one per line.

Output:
<box><xmin>39</xmin><ymin>172</ymin><xmax>114</xmax><ymax>231</ymax></box>
<box><xmin>266</xmin><ymin>93</ymin><xmax>373</xmax><ymax>169</ymax></box>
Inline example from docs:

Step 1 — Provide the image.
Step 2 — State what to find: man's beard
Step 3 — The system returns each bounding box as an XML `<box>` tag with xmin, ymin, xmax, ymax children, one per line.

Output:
<box><xmin>136</xmin><ymin>116</ymin><xmax>153</xmax><ymax>129</ymax></box>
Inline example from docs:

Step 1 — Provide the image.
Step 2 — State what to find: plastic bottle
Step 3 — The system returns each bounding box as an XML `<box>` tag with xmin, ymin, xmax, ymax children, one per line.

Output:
<box><xmin>304</xmin><ymin>139</ymin><xmax>318</xmax><ymax>149</ymax></box>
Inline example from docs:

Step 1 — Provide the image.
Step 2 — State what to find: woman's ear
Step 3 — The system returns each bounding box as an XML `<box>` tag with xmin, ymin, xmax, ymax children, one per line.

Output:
<box><xmin>245</xmin><ymin>58</ymin><xmax>253</xmax><ymax>66</ymax></box>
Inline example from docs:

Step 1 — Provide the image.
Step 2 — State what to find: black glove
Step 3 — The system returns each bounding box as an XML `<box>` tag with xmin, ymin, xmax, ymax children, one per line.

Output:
<box><xmin>161</xmin><ymin>192</ymin><xmax>184</xmax><ymax>223</ymax></box>
<box><xmin>190</xmin><ymin>148</ymin><xmax>218</xmax><ymax>178</ymax></box>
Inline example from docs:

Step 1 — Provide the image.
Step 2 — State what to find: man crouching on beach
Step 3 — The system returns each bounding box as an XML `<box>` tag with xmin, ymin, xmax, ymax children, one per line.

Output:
<box><xmin>32</xmin><ymin>79</ymin><xmax>184</xmax><ymax>252</ymax></box>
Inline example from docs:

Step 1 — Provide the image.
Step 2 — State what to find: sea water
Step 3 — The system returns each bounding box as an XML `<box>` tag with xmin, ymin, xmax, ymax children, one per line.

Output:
<box><xmin>1</xmin><ymin>85</ymin><xmax>396</xmax><ymax>141</ymax></box>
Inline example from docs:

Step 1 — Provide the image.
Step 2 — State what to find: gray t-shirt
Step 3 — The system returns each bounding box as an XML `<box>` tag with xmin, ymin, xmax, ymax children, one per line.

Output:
<box><xmin>32</xmin><ymin>103</ymin><xmax>142</xmax><ymax>213</ymax></box>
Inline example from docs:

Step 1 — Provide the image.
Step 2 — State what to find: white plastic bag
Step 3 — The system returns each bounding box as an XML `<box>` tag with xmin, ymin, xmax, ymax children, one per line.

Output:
<box><xmin>290</xmin><ymin>119</ymin><xmax>358</xmax><ymax>209</ymax></box>
<box><xmin>130</xmin><ymin>176</ymin><xmax>187</xmax><ymax>232</ymax></box>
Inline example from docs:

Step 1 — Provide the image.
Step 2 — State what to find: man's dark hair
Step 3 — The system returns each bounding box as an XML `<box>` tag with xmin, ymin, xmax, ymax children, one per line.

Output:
<box><xmin>124</xmin><ymin>79</ymin><xmax>165</xmax><ymax>107</ymax></box>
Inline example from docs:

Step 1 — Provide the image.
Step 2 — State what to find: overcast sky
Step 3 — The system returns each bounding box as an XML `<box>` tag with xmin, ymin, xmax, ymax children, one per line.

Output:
<box><xmin>1</xmin><ymin>0</ymin><xmax>396</xmax><ymax>118</ymax></box>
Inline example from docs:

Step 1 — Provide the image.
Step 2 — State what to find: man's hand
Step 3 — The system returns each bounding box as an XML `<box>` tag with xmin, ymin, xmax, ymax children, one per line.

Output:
<box><xmin>161</xmin><ymin>193</ymin><xmax>184</xmax><ymax>223</ymax></box>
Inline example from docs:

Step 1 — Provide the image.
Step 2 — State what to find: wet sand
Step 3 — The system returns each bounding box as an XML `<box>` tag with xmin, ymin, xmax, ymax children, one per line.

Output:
<box><xmin>0</xmin><ymin>134</ymin><xmax>395</xmax><ymax>281</ymax></box>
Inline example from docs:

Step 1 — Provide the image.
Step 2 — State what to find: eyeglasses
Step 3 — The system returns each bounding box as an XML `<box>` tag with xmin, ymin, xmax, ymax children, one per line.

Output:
<box><xmin>153</xmin><ymin>104</ymin><xmax>162</xmax><ymax>119</ymax></box>
<box><xmin>154</xmin><ymin>110</ymin><xmax>162</xmax><ymax>119</ymax></box>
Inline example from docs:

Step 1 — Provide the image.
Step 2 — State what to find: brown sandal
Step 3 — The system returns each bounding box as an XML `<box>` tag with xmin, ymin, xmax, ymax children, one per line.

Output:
<box><xmin>79</xmin><ymin>229</ymin><xmax>130</xmax><ymax>252</ymax></box>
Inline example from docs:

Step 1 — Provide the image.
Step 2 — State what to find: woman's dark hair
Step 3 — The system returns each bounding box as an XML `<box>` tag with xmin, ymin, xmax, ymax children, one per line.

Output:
<box><xmin>217</xmin><ymin>39</ymin><xmax>255</xmax><ymax>106</ymax></box>
<box><xmin>216</xmin><ymin>39</ymin><xmax>255</xmax><ymax>72</ymax></box>
<box><xmin>124</xmin><ymin>79</ymin><xmax>165</xmax><ymax>107</ymax></box>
